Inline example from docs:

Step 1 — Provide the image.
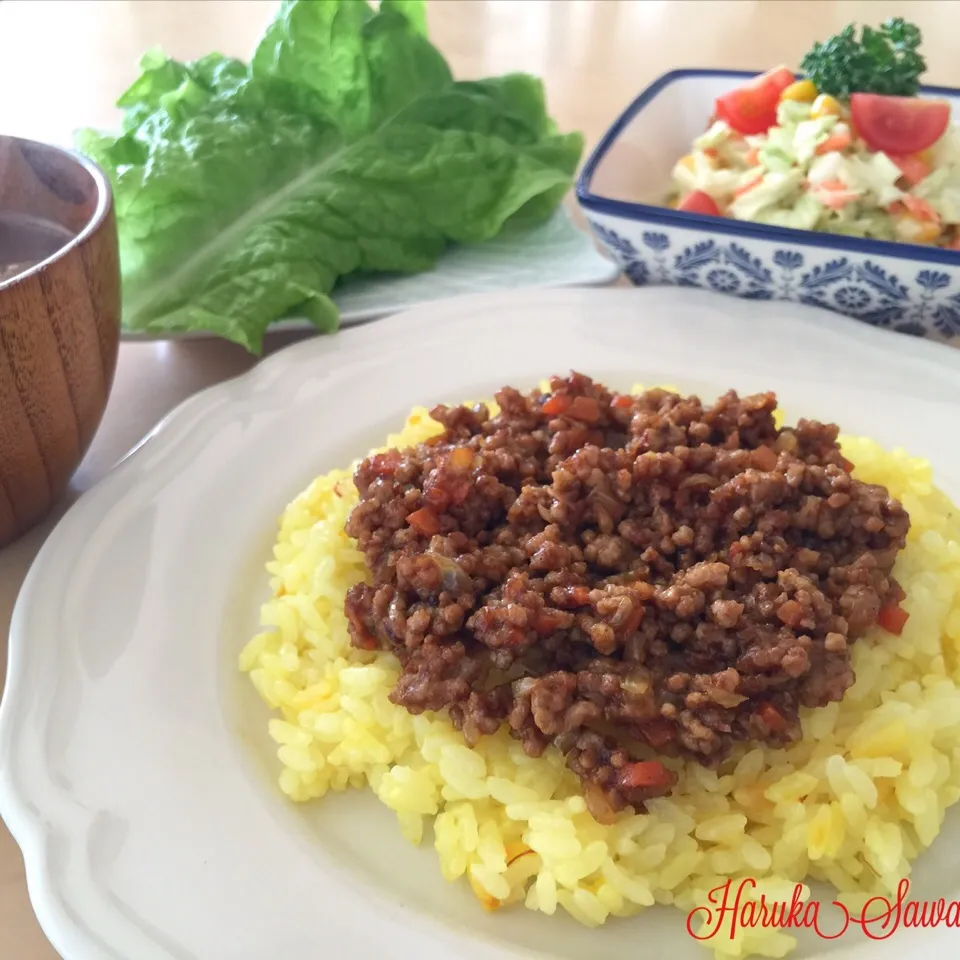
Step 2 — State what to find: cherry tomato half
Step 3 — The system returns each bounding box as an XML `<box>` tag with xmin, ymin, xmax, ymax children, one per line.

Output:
<box><xmin>850</xmin><ymin>93</ymin><xmax>950</xmax><ymax>156</ymax></box>
<box><xmin>677</xmin><ymin>189</ymin><xmax>721</xmax><ymax>216</ymax></box>
<box><xmin>714</xmin><ymin>67</ymin><xmax>795</xmax><ymax>136</ymax></box>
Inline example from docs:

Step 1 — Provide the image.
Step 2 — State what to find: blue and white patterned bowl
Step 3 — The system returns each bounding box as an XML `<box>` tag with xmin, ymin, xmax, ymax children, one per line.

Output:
<box><xmin>576</xmin><ymin>69</ymin><xmax>960</xmax><ymax>344</ymax></box>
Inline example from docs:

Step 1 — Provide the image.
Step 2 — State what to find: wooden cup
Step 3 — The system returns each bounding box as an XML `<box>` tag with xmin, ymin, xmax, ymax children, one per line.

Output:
<box><xmin>0</xmin><ymin>136</ymin><xmax>120</xmax><ymax>547</ymax></box>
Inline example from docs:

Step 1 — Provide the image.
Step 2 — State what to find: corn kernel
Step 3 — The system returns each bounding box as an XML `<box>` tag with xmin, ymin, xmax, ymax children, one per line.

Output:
<box><xmin>468</xmin><ymin>870</ymin><xmax>502</xmax><ymax>911</ymax></box>
<box><xmin>677</xmin><ymin>152</ymin><xmax>716</xmax><ymax>173</ymax></box>
<box><xmin>781</xmin><ymin>79</ymin><xmax>817</xmax><ymax>103</ymax></box>
<box><xmin>811</xmin><ymin>94</ymin><xmax>843</xmax><ymax>119</ymax></box>
<box><xmin>895</xmin><ymin>216</ymin><xmax>940</xmax><ymax>244</ymax></box>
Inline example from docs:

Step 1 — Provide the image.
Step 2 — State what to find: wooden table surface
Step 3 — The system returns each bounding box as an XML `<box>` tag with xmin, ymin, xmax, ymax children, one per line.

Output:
<box><xmin>2</xmin><ymin>1</ymin><xmax>960</xmax><ymax>956</ymax></box>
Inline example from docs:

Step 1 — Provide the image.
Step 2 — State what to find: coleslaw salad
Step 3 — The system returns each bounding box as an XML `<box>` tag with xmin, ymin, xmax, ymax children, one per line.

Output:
<box><xmin>669</xmin><ymin>70</ymin><xmax>960</xmax><ymax>251</ymax></box>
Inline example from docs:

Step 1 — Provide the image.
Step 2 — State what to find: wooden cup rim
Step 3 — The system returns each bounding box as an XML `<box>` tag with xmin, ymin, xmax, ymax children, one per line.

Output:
<box><xmin>0</xmin><ymin>134</ymin><xmax>112</xmax><ymax>293</ymax></box>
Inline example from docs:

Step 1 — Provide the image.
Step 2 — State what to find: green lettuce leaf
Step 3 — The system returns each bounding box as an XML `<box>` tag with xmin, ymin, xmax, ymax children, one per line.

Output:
<box><xmin>77</xmin><ymin>0</ymin><xmax>581</xmax><ymax>352</ymax></box>
<box><xmin>249</xmin><ymin>0</ymin><xmax>450</xmax><ymax>136</ymax></box>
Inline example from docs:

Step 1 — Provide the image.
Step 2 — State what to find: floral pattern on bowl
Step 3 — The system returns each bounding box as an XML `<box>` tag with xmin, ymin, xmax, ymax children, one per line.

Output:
<box><xmin>588</xmin><ymin>219</ymin><xmax>960</xmax><ymax>340</ymax></box>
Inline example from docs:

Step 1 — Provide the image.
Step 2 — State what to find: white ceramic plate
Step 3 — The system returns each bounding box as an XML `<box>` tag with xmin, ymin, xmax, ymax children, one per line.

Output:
<box><xmin>119</xmin><ymin>208</ymin><xmax>621</xmax><ymax>341</ymax></box>
<box><xmin>3</xmin><ymin>287</ymin><xmax>960</xmax><ymax>960</ymax></box>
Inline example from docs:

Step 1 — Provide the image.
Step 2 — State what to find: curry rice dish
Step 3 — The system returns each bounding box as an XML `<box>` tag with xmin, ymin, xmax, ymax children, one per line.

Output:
<box><xmin>241</xmin><ymin>374</ymin><xmax>960</xmax><ymax>958</ymax></box>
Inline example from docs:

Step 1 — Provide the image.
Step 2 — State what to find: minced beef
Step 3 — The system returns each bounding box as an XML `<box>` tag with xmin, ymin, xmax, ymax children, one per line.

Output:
<box><xmin>344</xmin><ymin>374</ymin><xmax>910</xmax><ymax>821</ymax></box>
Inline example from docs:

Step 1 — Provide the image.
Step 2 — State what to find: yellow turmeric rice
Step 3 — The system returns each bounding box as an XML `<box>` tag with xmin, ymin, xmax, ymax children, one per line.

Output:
<box><xmin>240</xmin><ymin>388</ymin><xmax>960</xmax><ymax>959</ymax></box>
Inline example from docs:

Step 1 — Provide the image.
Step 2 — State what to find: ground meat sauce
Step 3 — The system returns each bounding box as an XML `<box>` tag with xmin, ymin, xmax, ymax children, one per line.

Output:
<box><xmin>344</xmin><ymin>375</ymin><xmax>910</xmax><ymax>822</ymax></box>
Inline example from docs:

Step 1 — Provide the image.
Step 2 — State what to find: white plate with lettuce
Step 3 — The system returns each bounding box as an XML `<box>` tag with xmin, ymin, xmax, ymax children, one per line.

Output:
<box><xmin>117</xmin><ymin>206</ymin><xmax>619</xmax><ymax>342</ymax></box>
<box><xmin>80</xmin><ymin>0</ymin><xmax>617</xmax><ymax>353</ymax></box>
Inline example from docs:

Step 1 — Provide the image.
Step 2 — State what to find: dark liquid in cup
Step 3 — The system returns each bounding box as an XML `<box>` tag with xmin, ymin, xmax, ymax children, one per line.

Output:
<box><xmin>0</xmin><ymin>213</ymin><xmax>74</xmax><ymax>283</ymax></box>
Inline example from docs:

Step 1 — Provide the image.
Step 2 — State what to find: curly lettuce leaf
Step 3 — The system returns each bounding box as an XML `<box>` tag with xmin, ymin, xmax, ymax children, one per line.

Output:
<box><xmin>77</xmin><ymin>0</ymin><xmax>581</xmax><ymax>352</ymax></box>
<box><xmin>250</xmin><ymin>0</ymin><xmax>450</xmax><ymax>136</ymax></box>
<box><xmin>112</xmin><ymin>78</ymin><xmax>580</xmax><ymax>352</ymax></box>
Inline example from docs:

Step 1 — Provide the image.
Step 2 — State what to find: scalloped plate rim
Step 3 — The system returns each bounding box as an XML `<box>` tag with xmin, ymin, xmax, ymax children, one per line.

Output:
<box><xmin>3</xmin><ymin>286</ymin><xmax>960</xmax><ymax>960</ymax></box>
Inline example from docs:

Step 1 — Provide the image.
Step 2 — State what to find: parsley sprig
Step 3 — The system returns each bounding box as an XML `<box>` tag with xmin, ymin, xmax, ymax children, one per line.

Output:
<box><xmin>800</xmin><ymin>18</ymin><xmax>926</xmax><ymax>99</ymax></box>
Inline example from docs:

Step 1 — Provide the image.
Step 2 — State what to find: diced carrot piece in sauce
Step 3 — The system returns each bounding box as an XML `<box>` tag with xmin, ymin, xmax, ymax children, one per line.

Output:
<box><xmin>568</xmin><ymin>395</ymin><xmax>601</xmax><ymax>423</ymax></box>
<box><xmin>757</xmin><ymin>702</ymin><xmax>788</xmax><ymax>733</ymax></box>
<box><xmin>612</xmin><ymin>394</ymin><xmax>634</xmax><ymax>410</ymax></box>
<box><xmin>620</xmin><ymin>604</ymin><xmax>645</xmax><ymax>637</ymax></box>
<box><xmin>368</xmin><ymin>450</ymin><xmax>402</xmax><ymax>475</ymax></box>
<box><xmin>752</xmin><ymin>445</ymin><xmax>778</xmax><ymax>471</ymax></box>
<box><xmin>424</xmin><ymin>484</ymin><xmax>451</xmax><ymax>510</ymax></box>
<box><xmin>542</xmin><ymin>393</ymin><xmax>571</xmax><ymax>416</ymax></box>
<box><xmin>406</xmin><ymin>506</ymin><xmax>440</xmax><ymax>535</ymax></box>
<box><xmin>877</xmin><ymin>603</ymin><xmax>909</xmax><ymax>636</ymax></box>
<box><xmin>617</xmin><ymin>760</ymin><xmax>677</xmax><ymax>791</ymax></box>
<box><xmin>346</xmin><ymin>607</ymin><xmax>379</xmax><ymax>650</ymax></box>
<box><xmin>776</xmin><ymin>599</ymin><xmax>804</xmax><ymax>628</ymax></box>
<box><xmin>426</xmin><ymin>463</ymin><xmax>472</xmax><ymax>506</ymax></box>
<box><xmin>535</xmin><ymin>608</ymin><xmax>568</xmax><ymax>634</ymax></box>
<box><xmin>839</xmin><ymin>455</ymin><xmax>855</xmax><ymax>473</ymax></box>
<box><xmin>451</xmin><ymin>478</ymin><xmax>472</xmax><ymax>505</ymax></box>
<box><xmin>551</xmin><ymin>585</ymin><xmax>592</xmax><ymax>608</ymax></box>
<box><xmin>640</xmin><ymin>718</ymin><xmax>677</xmax><ymax>749</ymax></box>
<box><xmin>569</xmin><ymin>586</ymin><xmax>591</xmax><ymax>605</ymax></box>
<box><xmin>448</xmin><ymin>447</ymin><xmax>475</xmax><ymax>471</ymax></box>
